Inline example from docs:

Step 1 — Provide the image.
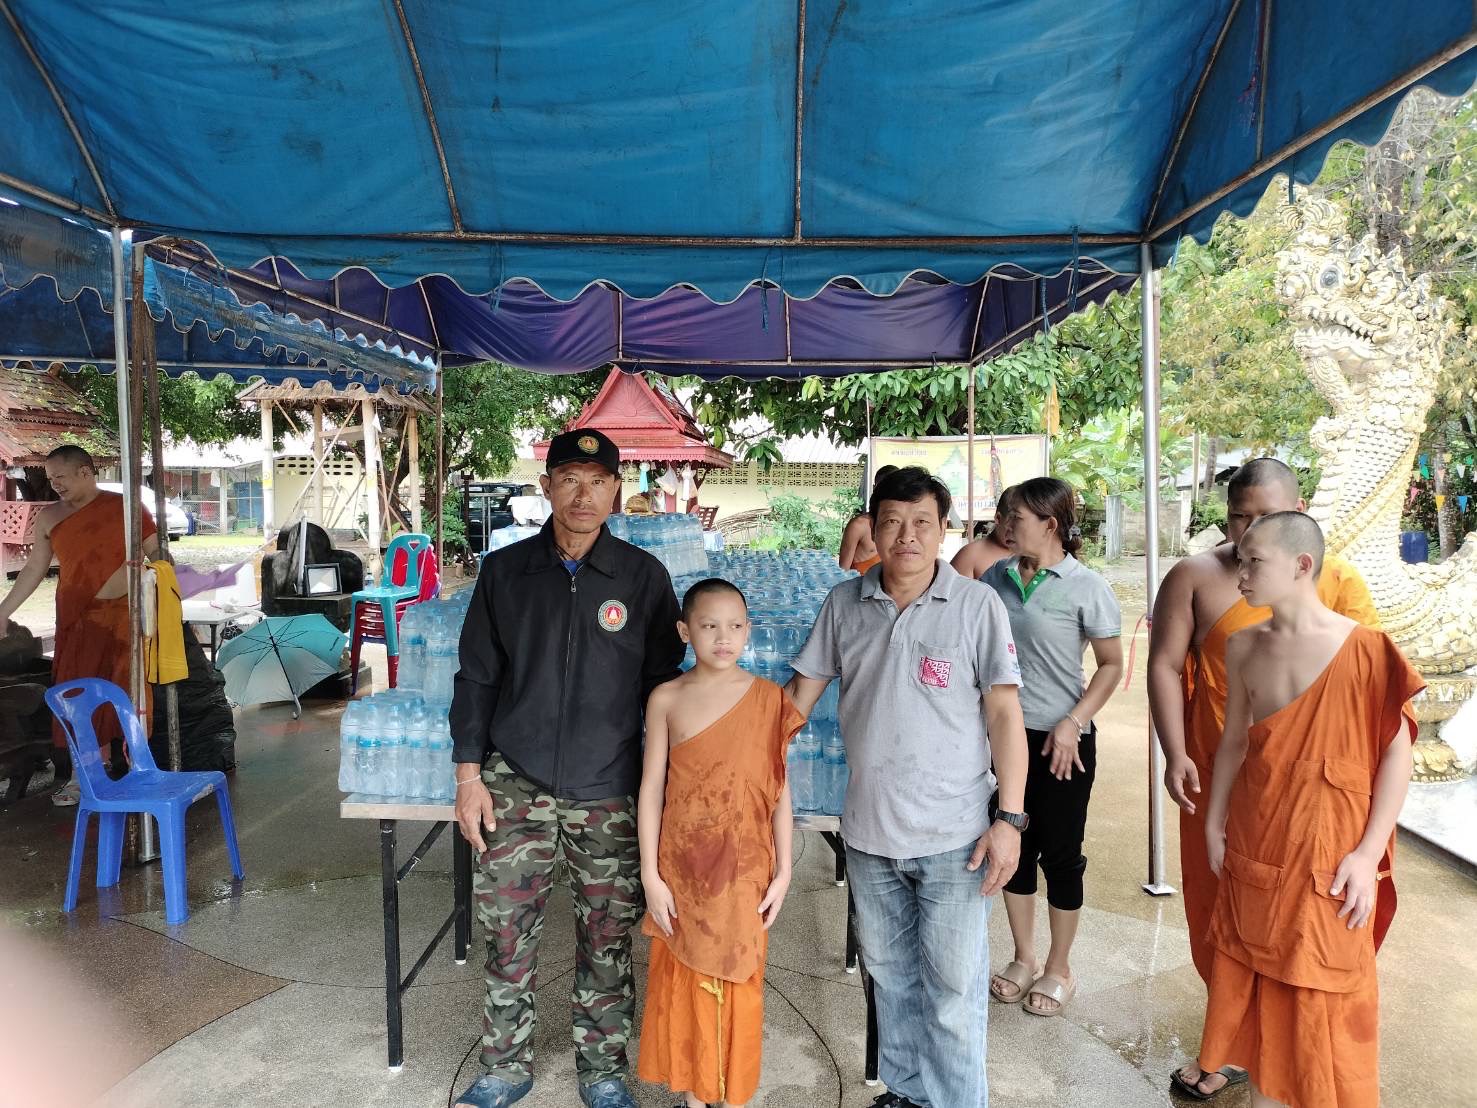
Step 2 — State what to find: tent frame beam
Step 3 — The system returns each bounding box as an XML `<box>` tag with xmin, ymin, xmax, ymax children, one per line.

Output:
<box><xmin>389</xmin><ymin>0</ymin><xmax>463</xmax><ymax>233</ymax></box>
<box><xmin>1144</xmin><ymin>0</ymin><xmax>1246</xmax><ymax>230</ymax></box>
<box><xmin>1149</xmin><ymin>30</ymin><xmax>1477</xmax><ymax>241</ymax></box>
<box><xmin>791</xmin><ymin>0</ymin><xmax>808</xmax><ymax>239</ymax></box>
<box><xmin>0</xmin><ymin>0</ymin><xmax>115</xmax><ymax>218</ymax></box>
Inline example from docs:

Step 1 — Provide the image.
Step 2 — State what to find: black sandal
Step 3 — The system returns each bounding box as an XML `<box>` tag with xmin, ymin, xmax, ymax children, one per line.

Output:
<box><xmin>1170</xmin><ymin>1064</ymin><xmax>1250</xmax><ymax>1100</ymax></box>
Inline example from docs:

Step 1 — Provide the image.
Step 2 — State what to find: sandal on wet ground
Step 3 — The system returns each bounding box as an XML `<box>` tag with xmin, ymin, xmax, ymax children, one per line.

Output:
<box><xmin>989</xmin><ymin>959</ymin><xmax>1040</xmax><ymax>1004</ymax></box>
<box><xmin>1169</xmin><ymin>1064</ymin><xmax>1250</xmax><ymax>1100</ymax></box>
<box><xmin>1023</xmin><ymin>972</ymin><xmax>1076</xmax><ymax>1016</ymax></box>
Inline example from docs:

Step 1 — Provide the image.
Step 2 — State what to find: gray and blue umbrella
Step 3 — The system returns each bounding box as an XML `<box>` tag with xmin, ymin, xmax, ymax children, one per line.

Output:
<box><xmin>215</xmin><ymin>615</ymin><xmax>346</xmax><ymax>718</ymax></box>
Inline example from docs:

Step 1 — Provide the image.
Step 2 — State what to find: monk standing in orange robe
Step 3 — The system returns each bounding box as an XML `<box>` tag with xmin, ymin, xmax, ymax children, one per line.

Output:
<box><xmin>1148</xmin><ymin>458</ymin><xmax>1379</xmax><ymax>1099</ymax></box>
<box><xmin>0</xmin><ymin>446</ymin><xmax>157</xmax><ymax>805</ymax></box>
<box><xmin>1198</xmin><ymin>512</ymin><xmax>1421</xmax><ymax>1108</ymax></box>
<box><xmin>637</xmin><ymin>579</ymin><xmax>802</xmax><ymax>1107</ymax></box>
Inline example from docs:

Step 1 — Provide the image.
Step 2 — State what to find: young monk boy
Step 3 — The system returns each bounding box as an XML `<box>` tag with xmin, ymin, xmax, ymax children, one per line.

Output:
<box><xmin>1199</xmin><ymin>512</ymin><xmax>1424</xmax><ymax>1108</ymax></box>
<box><xmin>1150</xmin><ymin>459</ymin><xmax>1380</xmax><ymax>1099</ymax></box>
<box><xmin>637</xmin><ymin>578</ymin><xmax>804</xmax><ymax>1107</ymax></box>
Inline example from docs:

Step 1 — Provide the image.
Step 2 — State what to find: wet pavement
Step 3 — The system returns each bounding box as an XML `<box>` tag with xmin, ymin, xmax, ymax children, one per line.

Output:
<box><xmin>2</xmin><ymin>586</ymin><xmax>1474</xmax><ymax>1106</ymax></box>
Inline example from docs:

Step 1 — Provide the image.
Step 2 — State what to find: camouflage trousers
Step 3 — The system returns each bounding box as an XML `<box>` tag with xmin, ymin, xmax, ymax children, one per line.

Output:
<box><xmin>474</xmin><ymin>755</ymin><xmax>643</xmax><ymax>1084</ymax></box>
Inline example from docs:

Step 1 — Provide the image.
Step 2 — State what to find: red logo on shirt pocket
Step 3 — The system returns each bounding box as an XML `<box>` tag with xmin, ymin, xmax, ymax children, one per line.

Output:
<box><xmin>919</xmin><ymin>656</ymin><xmax>952</xmax><ymax>688</ymax></box>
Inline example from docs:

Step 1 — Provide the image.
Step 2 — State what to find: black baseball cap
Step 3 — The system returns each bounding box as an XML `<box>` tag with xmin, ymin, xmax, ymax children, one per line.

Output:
<box><xmin>545</xmin><ymin>428</ymin><xmax>621</xmax><ymax>476</ymax></box>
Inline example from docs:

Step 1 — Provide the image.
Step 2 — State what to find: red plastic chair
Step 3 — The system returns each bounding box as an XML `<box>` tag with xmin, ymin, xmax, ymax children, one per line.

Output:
<box><xmin>349</xmin><ymin>541</ymin><xmax>440</xmax><ymax>692</ymax></box>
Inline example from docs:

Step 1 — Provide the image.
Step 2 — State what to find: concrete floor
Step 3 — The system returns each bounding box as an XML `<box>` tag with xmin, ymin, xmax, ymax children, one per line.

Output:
<box><xmin>3</xmin><ymin>615</ymin><xmax>1475</xmax><ymax>1107</ymax></box>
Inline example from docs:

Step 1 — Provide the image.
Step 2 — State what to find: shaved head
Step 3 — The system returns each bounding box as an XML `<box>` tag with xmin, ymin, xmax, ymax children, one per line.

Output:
<box><xmin>1244</xmin><ymin>511</ymin><xmax>1325</xmax><ymax>577</ymax></box>
<box><xmin>1228</xmin><ymin>457</ymin><xmax>1300</xmax><ymax>506</ymax></box>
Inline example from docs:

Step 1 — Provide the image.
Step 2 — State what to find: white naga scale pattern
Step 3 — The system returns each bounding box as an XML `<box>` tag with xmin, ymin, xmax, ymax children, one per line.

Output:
<box><xmin>1277</xmin><ymin>199</ymin><xmax>1476</xmax><ymax>681</ymax></box>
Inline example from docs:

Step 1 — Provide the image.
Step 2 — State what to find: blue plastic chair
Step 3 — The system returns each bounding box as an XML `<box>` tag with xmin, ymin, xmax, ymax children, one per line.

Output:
<box><xmin>46</xmin><ymin>678</ymin><xmax>244</xmax><ymax>926</ymax></box>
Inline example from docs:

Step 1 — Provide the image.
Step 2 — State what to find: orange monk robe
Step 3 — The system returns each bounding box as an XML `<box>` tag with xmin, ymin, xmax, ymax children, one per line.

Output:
<box><xmin>1179</xmin><ymin>554</ymin><xmax>1379</xmax><ymax>981</ymax></box>
<box><xmin>1199</xmin><ymin>626</ymin><xmax>1423</xmax><ymax>1108</ymax></box>
<box><xmin>638</xmin><ymin>678</ymin><xmax>804</xmax><ymax>1106</ymax></box>
<box><xmin>50</xmin><ymin>492</ymin><xmax>155</xmax><ymax>748</ymax></box>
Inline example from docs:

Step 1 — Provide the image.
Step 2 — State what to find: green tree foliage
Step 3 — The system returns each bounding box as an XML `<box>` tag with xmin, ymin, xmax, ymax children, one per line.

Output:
<box><xmin>1159</xmin><ymin>201</ymin><xmax>1328</xmax><ymax>457</ymax></box>
<box><xmin>70</xmin><ymin>366</ymin><xmax>261</xmax><ymax>444</ymax></box>
<box><xmin>1050</xmin><ymin>401</ymin><xmax>1191</xmax><ymax>510</ymax></box>
<box><xmin>438</xmin><ymin>362</ymin><xmax>604</xmax><ymax>479</ymax></box>
<box><xmin>684</xmin><ymin>293</ymin><xmax>1145</xmax><ymax>459</ymax></box>
<box><xmin>753</xmin><ymin>489</ymin><xmax>857</xmax><ymax>552</ymax></box>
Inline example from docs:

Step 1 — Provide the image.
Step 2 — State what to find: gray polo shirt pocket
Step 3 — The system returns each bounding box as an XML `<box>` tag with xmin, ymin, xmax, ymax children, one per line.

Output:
<box><xmin>909</xmin><ymin>640</ymin><xmax>975</xmax><ymax>696</ymax></box>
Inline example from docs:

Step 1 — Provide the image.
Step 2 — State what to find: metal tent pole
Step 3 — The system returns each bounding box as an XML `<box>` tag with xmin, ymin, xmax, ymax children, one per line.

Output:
<box><xmin>434</xmin><ymin>356</ymin><xmax>444</xmax><ymax>573</ymax></box>
<box><xmin>139</xmin><ymin>265</ymin><xmax>182</xmax><ymax>774</ymax></box>
<box><xmin>116</xmin><ymin>231</ymin><xmax>157</xmax><ymax>863</ymax></box>
<box><xmin>1139</xmin><ymin>243</ymin><xmax>1173</xmax><ymax>897</ymax></box>
<box><xmin>966</xmin><ymin>369</ymin><xmax>976</xmax><ymax>534</ymax></box>
<box><xmin>362</xmin><ymin>395</ymin><xmax>383</xmax><ymax>578</ymax></box>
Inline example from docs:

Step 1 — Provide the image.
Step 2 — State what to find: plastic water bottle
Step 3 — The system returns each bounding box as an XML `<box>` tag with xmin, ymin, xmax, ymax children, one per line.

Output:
<box><xmin>338</xmin><ymin>701</ymin><xmax>362</xmax><ymax>792</ymax></box>
<box><xmin>399</xmin><ymin>608</ymin><xmax>426</xmax><ymax>694</ymax></box>
<box><xmin>821</xmin><ymin>723</ymin><xmax>849</xmax><ymax>816</ymax></box>
<box><xmin>791</xmin><ymin>725</ymin><xmax>822</xmax><ymax>813</ymax></box>
<box><xmin>379</xmin><ymin>696</ymin><xmax>404</xmax><ymax>795</ymax></box>
<box><xmin>356</xmin><ymin>732</ymin><xmax>382</xmax><ymax>796</ymax></box>
<box><xmin>403</xmin><ymin>706</ymin><xmax>428</xmax><ymax>798</ymax></box>
<box><xmin>427</xmin><ymin>720</ymin><xmax>454</xmax><ymax>800</ymax></box>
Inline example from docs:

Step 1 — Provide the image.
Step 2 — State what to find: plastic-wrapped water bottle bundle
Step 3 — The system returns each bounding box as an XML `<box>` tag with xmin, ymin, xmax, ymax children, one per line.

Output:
<box><xmin>339</xmin><ymin>592</ymin><xmax>472</xmax><ymax>798</ymax></box>
<box><xmin>679</xmin><ymin>550</ymin><xmax>855</xmax><ymax>817</ymax></box>
<box><xmin>487</xmin><ymin>525</ymin><xmax>541</xmax><ymax>553</ymax></box>
<box><xmin>608</xmin><ymin>513</ymin><xmax>708</xmax><ymax>578</ymax></box>
<box><xmin>338</xmin><ymin>692</ymin><xmax>458</xmax><ymax>799</ymax></box>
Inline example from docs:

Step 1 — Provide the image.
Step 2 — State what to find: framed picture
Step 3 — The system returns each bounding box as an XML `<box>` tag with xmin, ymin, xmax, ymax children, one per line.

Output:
<box><xmin>304</xmin><ymin>564</ymin><xmax>342</xmax><ymax>596</ymax></box>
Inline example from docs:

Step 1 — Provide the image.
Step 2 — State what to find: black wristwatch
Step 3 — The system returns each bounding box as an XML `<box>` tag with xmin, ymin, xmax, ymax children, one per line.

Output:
<box><xmin>995</xmin><ymin>809</ymin><xmax>1029</xmax><ymax>832</ymax></box>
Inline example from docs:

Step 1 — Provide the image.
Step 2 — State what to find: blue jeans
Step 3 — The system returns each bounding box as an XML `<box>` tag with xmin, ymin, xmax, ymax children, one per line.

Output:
<box><xmin>846</xmin><ymin>842</ymin><xmax>992</xmax><ymax>1108</ymax></box>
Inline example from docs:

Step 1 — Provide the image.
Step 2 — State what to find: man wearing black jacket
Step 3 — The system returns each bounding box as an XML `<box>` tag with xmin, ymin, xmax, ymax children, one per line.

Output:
<box><xmin>450</xmin><ymin>428</ymin><xmax>683</xmax><ymax>1108</ymax></box>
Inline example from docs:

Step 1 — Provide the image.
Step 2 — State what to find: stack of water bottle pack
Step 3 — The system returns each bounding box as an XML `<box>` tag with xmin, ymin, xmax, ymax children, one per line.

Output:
<box><xmin>608</xmin><ymin>513</ymin><xmax>707</xmax><ymax>578</ymax></box>
<box><xmin>682</xmin><ymin>551</ymin><xmax>854</xmax><ymax>817</ymax></box>
<box><xmin>337</xmin><ymin>591</ymin><xmax>473</xmax><ymax>799</ymax></box>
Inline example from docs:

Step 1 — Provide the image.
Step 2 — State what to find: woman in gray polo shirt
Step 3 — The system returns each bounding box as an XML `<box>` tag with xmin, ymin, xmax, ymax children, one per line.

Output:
<box><xmin>980</xmin><ymin>477</ymin><xmax>1124</xmax><ymax>1018</ymax></box>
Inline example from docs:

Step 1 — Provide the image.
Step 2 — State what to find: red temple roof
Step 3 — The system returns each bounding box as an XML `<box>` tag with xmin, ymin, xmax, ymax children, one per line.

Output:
<box><xmin>0</xmin><ymin>363</ymin><xmax>118</xmax><ymax>467</ymax></box>
<box><xmin>533</xmin><ymin>369</ymin><xmax>732</xmax><ymax>468</ymax></box>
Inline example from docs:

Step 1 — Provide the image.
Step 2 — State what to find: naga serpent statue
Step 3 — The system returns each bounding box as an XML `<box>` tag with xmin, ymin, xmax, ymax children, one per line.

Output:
<box><xmin>1276</xmin><ymin>197</ymin><xmax>1470</xmax><ymax>780</ymax></box>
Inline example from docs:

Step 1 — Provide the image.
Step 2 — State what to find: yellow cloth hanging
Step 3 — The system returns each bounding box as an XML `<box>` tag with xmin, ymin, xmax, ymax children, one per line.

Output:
<box><xmin>146</xmin><ymin>560</ymin><xmax>189</xmax><ymax>685</ymax></box>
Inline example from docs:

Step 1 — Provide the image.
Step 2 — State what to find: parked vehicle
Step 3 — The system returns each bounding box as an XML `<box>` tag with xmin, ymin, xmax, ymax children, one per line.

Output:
<box><xmin>98</xmin><ymin>483</ymin><xmax>190</xmax><ymax>540</ymax></box>
<box><xmin>462</xmin><ymin>481</ymin><xmax>524</xmax><ymax>554</ymax></box>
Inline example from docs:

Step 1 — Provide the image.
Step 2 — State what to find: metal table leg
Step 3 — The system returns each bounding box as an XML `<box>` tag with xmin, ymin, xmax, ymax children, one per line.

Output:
<box><xmin>379</xmin><ymin>819</ymin><xmax>404</xmax><ymax>1071</ymax></box>
<box><xmin>454</xmin><ymin>826</ymin><xmax>472</xmax><ymax>965</ymax></box>
<box><xmin>818</xmin><ymin>828</ymin><xmax>877</xmax><ymax>1082</ymax></box>
<box><xmin>376</xmin><ymin>818</ymin><xmax>463</xmax><ymax>1071</ymax></box>
<box><xmin>863</xmin><ymin>963</ymin><xmax>879</xmax><ymax>1085</ymax></box>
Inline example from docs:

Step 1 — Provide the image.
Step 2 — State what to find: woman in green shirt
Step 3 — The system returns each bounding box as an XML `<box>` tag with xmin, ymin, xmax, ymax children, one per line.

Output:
<box><xmin>981</xmin><ymin>477</ymin><xmax>1124</xmax><ymax>1017</ymax></box>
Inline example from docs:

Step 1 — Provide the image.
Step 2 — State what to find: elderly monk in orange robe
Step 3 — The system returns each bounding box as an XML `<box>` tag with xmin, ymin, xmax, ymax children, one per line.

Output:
<box><xmin>1199</xmin><ymin>512</ymin><xmax>1421</xmax><ymax>1108</ymax></box>
<box><xmin>1148</xmin><ymin>458</ymin><xmax>1379</xmax><ymax>1100</ymax></box>
<box><xmin>0</xmin><ymin>446</ymin><xmax>157</xmax><ymax>805</ymax></box>
<box><xmin>637</xmin><ymin>580</ymin><xmax>803</xmax><ymax>1108</ymax></box>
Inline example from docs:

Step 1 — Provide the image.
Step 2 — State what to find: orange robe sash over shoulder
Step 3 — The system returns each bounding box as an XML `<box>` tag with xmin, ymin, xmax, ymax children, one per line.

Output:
<box><xmin>50</xmin><ymin>492</ymin><xmax>155</xmax><ymax>748</ymax></box>
<box><xmin>1179</xmin><ymin>554</ymin><xmax>1379</xmax><ymax>980</ymax></box>
<box><xmin>1199</xmin><ymin>626</ymin><xmax>1424</xmax><ymax>1108</ymax></box>
<box><xmin>638</xmin><ymin>678</ymin><xmax>803</xmax><ymax>1106</ymax></box>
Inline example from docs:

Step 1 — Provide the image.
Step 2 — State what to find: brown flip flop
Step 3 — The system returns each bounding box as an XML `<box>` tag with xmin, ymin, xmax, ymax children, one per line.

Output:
<box><xmin>1023</xmin><ymin>972</ymin><xmax>1076</xmax><ymax>1016</ymax></box>
<box><xmin>989</xmin><ymin>959</ymin><xmax>1039</xmax><ymax>1004</ymax></box>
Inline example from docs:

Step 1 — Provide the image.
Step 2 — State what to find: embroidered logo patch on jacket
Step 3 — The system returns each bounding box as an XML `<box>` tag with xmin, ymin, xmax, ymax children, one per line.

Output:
<box><xmin>598</xmin><ymin>600</ymin><xmax>628</xmax><ymax>632</ymax></box>
<box><xmin>919</xmin><ymin>655</ymin><xmax>952</xmax><ymax>688</ymax></box>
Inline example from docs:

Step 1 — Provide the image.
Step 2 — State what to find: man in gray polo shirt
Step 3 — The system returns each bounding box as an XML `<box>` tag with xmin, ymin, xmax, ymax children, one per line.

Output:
<box><xmin>787</xmin><ymin>466</ymin><xmax>1029</xmax><ymax>1108</ymax></box>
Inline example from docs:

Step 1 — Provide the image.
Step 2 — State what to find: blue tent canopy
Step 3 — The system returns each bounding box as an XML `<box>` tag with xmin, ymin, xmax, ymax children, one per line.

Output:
<box><xmin>2</xmin><ymin>1</ymin><xmax>1472</xmax><ymax>304</ymax></box>
<box><xmin>204</xmin><ymin>254</ymin><xmax>1134</xmax><ymax>378</ymax></box>
<box><xmin>0</xmin><ymin>204</ymin><xmax>438</xmax><ymax>389</ymax></box>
